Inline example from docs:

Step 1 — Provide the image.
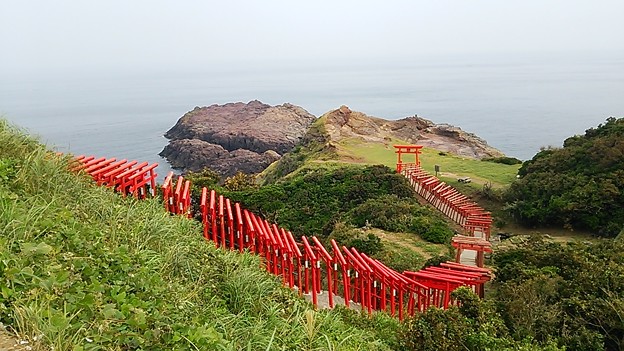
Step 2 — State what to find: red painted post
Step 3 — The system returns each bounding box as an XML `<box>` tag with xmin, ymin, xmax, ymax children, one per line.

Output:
<box><xmin>331</xmin><ymin>239</ymin><xmax>349</xmax><ymax>308</ymax></box>
<box><xmin>226</xmin><ymin>198</ymin><xmax>234</xmax><ymax>250</ymax></box>
<box><xmin>272</xmin><ymin>224</ymin><xmax>286</xmax><ymax>279</ymax></box>
<box><xmin>209</xmin><ymin>190</ymin><xmax>217</xmax><ymax>246</ymax></box>
<box><xmin>173</xmin><ymin>175</ymin><xmax>184</xmax><ymax>214</ymax></box>
<box><xmin>286</xmin><ymin>231</ymin><xmax>303</xmax><ymax>294</ymax></box>
<box><xmin>312</xmin><ymin>236</ymin><xmax>334</xmax><ymax>308</ymax></box>
<box><xmin>200</xmin><ymin>187</ymin><xmax>209</xmax><ymax>240</ymax></box>
<box><xmin>248</xmin><ymin>214</ymin><xmax>267</xmax><ymax>265</ymax></box>
<box><xmin>262</xmin><ymin>220</ymin><xmax>279</xmax><ymax>275</ymax></box>
<box><xmin>235</xmin><ymin>203</ymin><xmax>244</xmax><ymax>252</ymax></box>
<box><xmin>243</xmin><ymin>210</ymin><xmax>256</xmax><ymax>253</ymax></box>
<box><xmin>342</xmin><ymin>246</ymin><xmax>369</xmax><ymax>312</ymax></box>
<box><xmin>161</xmin><ymin>171</ymin><xmax>174</xmax><ymax>213</ymax></box>
<box><xmin>302</xmin><ymin>236</ymin><xmax>318</xmax><ymax>308</ymax></box>
<box><xmin>218</xmin><ymin>195</ymin><xmax>225</xmax><ymax>248</ymax></box>
<box><xmin>181</xmin><ymin>180</ymin><xmax>191</xmax><ymax>217</ymax></box>
<box><xmin>350</xmin><ymin>248</ymin><xmax>373</xmax><ymax>315</ymax></box>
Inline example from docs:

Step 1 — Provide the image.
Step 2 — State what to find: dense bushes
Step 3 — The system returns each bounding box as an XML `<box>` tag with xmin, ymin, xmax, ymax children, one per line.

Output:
<box><xmin>505</xmin><ymin>117</ymin><xmax>624</xmax><ymax>236</ymax></box>
<box><xmin>399</xmin><ymin>287</ymin><xmax>564</xmax><ymax>351</ymax></box>
<box><xmin>226</xmin><ymin>165</ymin><xmax>416</xmax><ymax>236</ymax></box>
<box><xmin>492</xmin><ymin>236</ymin><xmax>624</xmax><ymax>351</ymax></box>
<box><xmin>348</xmin><ymin>195</ymin><xmax>454</xmax><ymax>244</ymax></box>
<box><xmin>224</xmin><ymin>165</ymin><xmax>455</xmax><ymax>249</ymax></box>
<box><xmin>482</xmin><ymin>156</ymin><xmax>523</xmax><ymax>165</ymax></box>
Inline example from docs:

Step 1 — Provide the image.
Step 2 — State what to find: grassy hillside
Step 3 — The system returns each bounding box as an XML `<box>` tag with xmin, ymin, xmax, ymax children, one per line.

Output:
<box><xmin>0</xmin><ymin>120</ymin><xmax>398</xmax><ymax>350</ymax></box>
<box><xmin>260</xmin><ymin>115</ymin><xmax>520</xmax><ymax>190</ymax></box>
<box><xmin>337</xmin><ymin>137</ymin><xmax>520</xmax><ymax>188</ymax></box>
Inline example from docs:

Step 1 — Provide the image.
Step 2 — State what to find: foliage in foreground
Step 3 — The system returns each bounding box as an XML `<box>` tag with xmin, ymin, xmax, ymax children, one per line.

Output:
<box><xmin>505</xmin><ymin>117</ymin><xmax>624</xmax><ymax>236</ymax></box>
<box><xmin>399</xmin><ymin>287</ymin><xmax>565</xmax><ymax>351</ymax></box>
<box><xmin>492</xmin><ymin>236</ymin><xmax>624</xmax><ymax>351</ymax></box>
<box><xmin>0</xmin><ymin>121</ymin><xmax>394</xmax><ymax>350</ymax></box>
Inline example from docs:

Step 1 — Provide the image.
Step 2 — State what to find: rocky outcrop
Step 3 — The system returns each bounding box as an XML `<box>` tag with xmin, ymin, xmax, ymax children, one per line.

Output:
<box><xmin>323</xmin><ymin>106</ymin><xmax>504</xmax><ymax>159</ymax></box>
<box><xmin>160</xmin><ymin>100</ymin><xmax>316</xmax><ymax>176</ymax></box>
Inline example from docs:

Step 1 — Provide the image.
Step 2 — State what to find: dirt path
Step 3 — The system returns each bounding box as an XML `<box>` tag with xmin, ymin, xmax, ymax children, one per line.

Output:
<box><xmin>0</xmin><ymin>329</ymin><xmax>29</xmax><ymax>351</ymax></box>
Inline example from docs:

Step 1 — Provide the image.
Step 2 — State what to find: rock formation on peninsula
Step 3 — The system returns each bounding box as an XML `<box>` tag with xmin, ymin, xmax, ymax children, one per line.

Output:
<box><xmin>160</xmin><ymin>102</ymin><xmax>504</xmax><ymax>177</ymax></box>
<box><xmin>160</xmin><ymin>100</ymin><xmax>316</xmax><ymax>176</ymax></box>
<box><xmin>324</xmin><ymin>105</ymin><xmax>504</xmax><ymax>159</ymax></box>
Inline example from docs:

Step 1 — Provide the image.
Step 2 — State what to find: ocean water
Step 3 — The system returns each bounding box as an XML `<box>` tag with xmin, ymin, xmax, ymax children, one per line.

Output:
<box><xmin>1</xmin><ymin>51</ymin><xmax>623</xmax><ymax>176</ymax></box>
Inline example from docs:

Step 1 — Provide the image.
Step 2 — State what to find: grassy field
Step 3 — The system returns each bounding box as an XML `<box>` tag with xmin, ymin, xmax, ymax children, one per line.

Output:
<box><xmin>0</xmin><ymin>121</ymin><xmax>399</xmax><ymax>351</ymax></box>
<box><xmin>336</xmin><ymin>137</ymin><xmax>520</xmax><ymax>188</ymax></box>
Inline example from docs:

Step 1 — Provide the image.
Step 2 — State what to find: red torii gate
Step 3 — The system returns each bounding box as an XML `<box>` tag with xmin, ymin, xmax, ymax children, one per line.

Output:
<box><xmin>394</xmin><ymin>145</ymin><xmax>423</xmax><ymax>173</ymax></box>
<box><xmin>451</xmin><ymin>235</ymin><xmax>492</xmax><ymax>268</ymax></box>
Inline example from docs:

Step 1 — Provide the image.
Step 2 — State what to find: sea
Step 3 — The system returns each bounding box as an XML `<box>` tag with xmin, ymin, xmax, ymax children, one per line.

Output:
<box><xmin>1</xmin><ymin>51</ymin><xmax>623</xmax><ymax>178</ymax></box>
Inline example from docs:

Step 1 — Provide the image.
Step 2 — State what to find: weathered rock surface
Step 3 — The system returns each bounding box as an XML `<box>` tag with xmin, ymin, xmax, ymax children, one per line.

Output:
<box><xmin>160</xmin><ymin>100</ymin><xmax>316</xmax><ymax>176</ymax></box>
<box><xmin>324</xmin><ymin>105</ymin><xmax>504</xmax><ymax>159</ymax></box>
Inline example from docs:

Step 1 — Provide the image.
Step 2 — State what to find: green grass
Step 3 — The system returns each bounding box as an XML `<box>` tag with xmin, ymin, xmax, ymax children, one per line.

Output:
<box><xmin>0</xmin><ymin>120</ymin><xmax>398</xmax><ymax>351</ymax></box>
<box><xmin>368</xmin><ymin>229</ymin><xmax>448</xmax><ymax>272</ymax></box>
<box><xmin>337</xmin><ymin>137</ymin><xmax>520</xmax><ymax>188</ymax></box>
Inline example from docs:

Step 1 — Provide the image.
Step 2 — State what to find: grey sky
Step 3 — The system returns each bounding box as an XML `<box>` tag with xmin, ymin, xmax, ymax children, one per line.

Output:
<box><xmin>1</xmin><ymin>0</ymin><xmax>623</xmax><ymax>71</ymax></box>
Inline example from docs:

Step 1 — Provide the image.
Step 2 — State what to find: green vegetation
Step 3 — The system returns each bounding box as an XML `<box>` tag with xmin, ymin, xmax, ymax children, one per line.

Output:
<box><xmin>491</xmin><ymin>236</ymin><xmax>624</xmax><ymax>351</ymax></box>
<box><xmin>347</xmin><ymin>195</ymin><xmax>453</xmax><ymax>244</ymax></box>
<box><xmin>0</xmin><ymin>120</ymin><xmax>398</xmax><ymax>350</ymax></box>
<box><xmin>337</xmin><ymin>138</ymin><xmax>520</xmax><ymax>188</ymax></box>
<box><xmin>224</xmin><ymin>165</ymin><xmax>452</xmax><ymax>271</ymax></box>
<box><xmin>227</xmin><ymin>165</ymin><xmax>418</xmax><ymax>236</ymax></box>
<box><xmin>399</xmin><ymin>287</ymin><xmax>564</xmax><ymax>351</ymax></box>
<box><xmin>481</xmin><ymin>156</ymin><xmax>523</xmax><ymax>165</ymax></box>
<box><xmin>505</xmin><ymin>117</ymin><xmax>624</xmax><ymax>236</ymax></box>
<box><xmin>258</xmin><ymin>116</ymin><xmax>334</xmax><ymax>185</ymax></box>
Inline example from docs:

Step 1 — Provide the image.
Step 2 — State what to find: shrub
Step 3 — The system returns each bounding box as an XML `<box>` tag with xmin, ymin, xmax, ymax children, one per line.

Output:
<box><xmin>482</xmin><ymin>156</ymin><xmax>523</xmax><ymax>165</ymax></box>
<box><xmin>492</xmin><ymin>237</ymin><xmax>624</xmax><ymax>350</ymax></box>
<box><xmin>226</xmin><ymin>165</ymin><xmax>417</xmax><ymax>237</ymax></box>
<box><xmin>327</xmin><ymin>222</ymin><xmax>384</xmax><ymax>256</ymax></box>
<box><xmin>347</xmin><ymin>195</ymin><xmax>453</xmax><ymax>244</ymax></box>
<box><xmin>505</xmin><ymin>117</ymin><xmax>624</xmax><ymax>236</ymax></box>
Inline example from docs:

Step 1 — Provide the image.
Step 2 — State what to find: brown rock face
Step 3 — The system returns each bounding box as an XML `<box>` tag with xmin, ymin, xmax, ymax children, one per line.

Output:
<box><xmin>160</xmin><ymin>100</ymin><xmax>316</xmax><ymax>176</ymax></box>
<box><xmin>323</xmin><ymin>107</ymin><xmax>504</xmax><ymax>159</ymax></box>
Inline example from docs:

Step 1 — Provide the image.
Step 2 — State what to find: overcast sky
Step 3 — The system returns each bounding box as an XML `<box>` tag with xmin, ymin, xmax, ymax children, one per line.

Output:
<box><xmin>1</xmin><ymin>0</ymin><xmax>623</xmax><ymax>71</ymax></box>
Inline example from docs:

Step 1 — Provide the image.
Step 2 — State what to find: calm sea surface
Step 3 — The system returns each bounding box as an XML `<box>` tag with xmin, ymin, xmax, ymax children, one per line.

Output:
<box><xmin>1</xmin><ymin>52</ymin><xmax>623</xmax><ymax>176</ymax></box>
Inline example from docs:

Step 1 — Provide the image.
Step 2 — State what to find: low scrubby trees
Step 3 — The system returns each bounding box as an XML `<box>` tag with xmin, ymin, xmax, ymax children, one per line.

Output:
<box><xmin>505</xmin><ymin>117</ymin><xmax>624</xmax><ymax>236</ymax></box>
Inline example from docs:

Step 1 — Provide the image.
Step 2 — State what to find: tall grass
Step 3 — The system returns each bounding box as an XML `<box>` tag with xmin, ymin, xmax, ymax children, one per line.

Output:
<box><xmin>0</xmin><ymin>120</ymin><xmax>397</xmax><ymax>350</ymax></box>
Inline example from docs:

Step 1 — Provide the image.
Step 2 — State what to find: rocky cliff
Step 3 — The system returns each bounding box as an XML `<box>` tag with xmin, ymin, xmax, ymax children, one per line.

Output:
<box><xmin>160</xmin><ymin>100</ymin><xmax>316</xmax><ymax>176</ymax></box>
<box><xmin>324</xmin><ymin>105</ymin><xmax>504</xmax><ymax>159</ymax></box>
<box><xmin>161</xmin><ymin>102</ymin><xmax>504</xmax><ymax>177</ymax></box>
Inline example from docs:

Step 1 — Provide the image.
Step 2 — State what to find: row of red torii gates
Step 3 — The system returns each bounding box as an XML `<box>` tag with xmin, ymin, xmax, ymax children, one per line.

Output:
<box><xmin>70</xmin><ymin>148</ymin><xmax>492</xmax><ymax>319</ymax></box>
<box><xmin>395</xmin><ymin>145</ymin><xmax>492</xmax><ymax>268</ymax></box>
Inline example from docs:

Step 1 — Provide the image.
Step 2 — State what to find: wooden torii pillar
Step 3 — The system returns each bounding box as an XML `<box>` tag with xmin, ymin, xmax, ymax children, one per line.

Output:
<box><xmin>394</xmin><ymin>145</ymin><xmax>423</xmax><ymax>173</ymax></box>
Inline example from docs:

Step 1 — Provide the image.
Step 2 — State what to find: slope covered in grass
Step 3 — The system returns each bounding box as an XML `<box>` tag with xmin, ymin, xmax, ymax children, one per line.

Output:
<box><xmin>259</xmin><ymin>113</ymin><xmax>519</xmax><ymax>189</ymax></box>
<box><xmin>337</xmin><ymin>138</ymin><xmax>520</xmax><ymax>189</ymax></box>
<box><xmin>0</xmin><ymin>121</ymin><xmax>397</xmax><ymax>350</ymax></box>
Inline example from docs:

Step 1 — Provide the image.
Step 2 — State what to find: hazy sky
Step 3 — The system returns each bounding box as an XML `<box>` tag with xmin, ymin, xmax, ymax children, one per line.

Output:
<box><xmin>2</xmin><ymin>0</ymin><xmax>623</xmax><ymax>71</ymax></box>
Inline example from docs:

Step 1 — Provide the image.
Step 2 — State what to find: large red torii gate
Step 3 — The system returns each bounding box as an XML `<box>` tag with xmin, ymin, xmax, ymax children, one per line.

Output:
<box><xmin>394</xmin><ymin>145</ymin><xmax>423</xmax><ymax>173</ymax></box>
